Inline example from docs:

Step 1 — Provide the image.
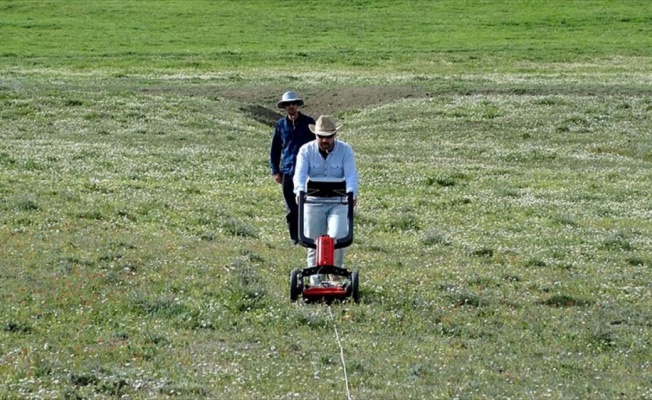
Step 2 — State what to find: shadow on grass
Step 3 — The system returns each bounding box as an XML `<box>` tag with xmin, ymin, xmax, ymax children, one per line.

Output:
<box><xmin>540</xmin><ymin>294</ymin><xmax>592</xmax><ymax>308</ymax></box>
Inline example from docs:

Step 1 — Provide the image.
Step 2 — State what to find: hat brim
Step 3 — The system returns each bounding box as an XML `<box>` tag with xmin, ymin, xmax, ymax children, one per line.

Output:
<box><xmin>309</xmin><ymin>124</ymin><xmax>342</xmax><ymax>137</ymax></box>
<box><xmin>277</xmin><ymin>99</ymin><xmax>304</xmax><ymax>109</ymax></box>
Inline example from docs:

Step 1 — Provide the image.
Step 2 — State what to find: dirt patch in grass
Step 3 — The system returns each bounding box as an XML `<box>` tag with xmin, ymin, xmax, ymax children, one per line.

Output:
<box><xmin>221</xmin><ymin>85</ymin><xmax>434</xmax><ymax>126</ymax></box>
<box><xmin>151</xmin><ymin>80</ymin><xmax>649</xmax><ymax>127</ymax></box>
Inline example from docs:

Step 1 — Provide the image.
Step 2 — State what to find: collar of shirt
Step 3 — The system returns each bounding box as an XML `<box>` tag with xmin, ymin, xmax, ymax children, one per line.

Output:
<box><xmin>318</xmin><ymin>141</ymin><xmax>336</xmax><ymax>159</ymax></box>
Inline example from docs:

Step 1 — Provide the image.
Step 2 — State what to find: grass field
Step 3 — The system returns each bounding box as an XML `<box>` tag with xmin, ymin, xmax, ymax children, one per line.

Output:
<box><xmin>2</xmin><ymin>1</ymin><xmax>652</xmax><ymax>399</ymax></box>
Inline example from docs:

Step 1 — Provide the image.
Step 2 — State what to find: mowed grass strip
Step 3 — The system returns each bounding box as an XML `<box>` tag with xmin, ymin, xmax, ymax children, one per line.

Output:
<box><xmin>1</xmin><ymin>0</ymin><xmax>652</xmax><ymax>71</ymax></box>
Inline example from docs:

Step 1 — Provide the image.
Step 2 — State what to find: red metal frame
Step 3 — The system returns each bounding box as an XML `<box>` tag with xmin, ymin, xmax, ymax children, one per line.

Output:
<box><xmin>315</xmin><ymin>235</ymin><xmax>335</xmax><ymax>266</ymax></box>
<box><xmin>301</xmin><ymin>235</ymin><xmax>349</xmax><ymax>299</ymax></box>
<box><xmin>303</xmin><ymin>286</ymin><xmax>347</xmax><ymax>297</ymax></box>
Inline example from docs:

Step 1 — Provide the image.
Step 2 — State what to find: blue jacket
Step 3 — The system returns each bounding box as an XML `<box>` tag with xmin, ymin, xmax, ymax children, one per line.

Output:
<box><xmin>269</xmin><ymin>112</ymin><xmax>316</xmax><ymax>176</ymax></box>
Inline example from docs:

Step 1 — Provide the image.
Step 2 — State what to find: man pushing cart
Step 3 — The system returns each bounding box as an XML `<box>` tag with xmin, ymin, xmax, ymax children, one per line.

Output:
<box><xmin>289</xmin><ymin>115</ymin><xmax>360</xmax><ymax>302</ymax></box>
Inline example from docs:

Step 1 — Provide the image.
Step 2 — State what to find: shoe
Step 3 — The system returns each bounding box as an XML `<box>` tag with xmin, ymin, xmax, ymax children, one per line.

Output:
<box><xmin>328</xmin><ymin>275</ymin><xmax>345</xmax><ymax>286</ymax></box>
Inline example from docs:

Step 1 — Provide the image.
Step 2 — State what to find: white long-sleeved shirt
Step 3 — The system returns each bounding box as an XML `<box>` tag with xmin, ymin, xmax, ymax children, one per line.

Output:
<box><xmin>293</xmin><ymin>140</ymin><xmax>358</xmax><ymax>197</ymax></box>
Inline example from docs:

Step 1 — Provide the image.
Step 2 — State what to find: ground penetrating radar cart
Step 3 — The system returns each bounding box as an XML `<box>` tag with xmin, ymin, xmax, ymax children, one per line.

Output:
<box><xmin>289</xmin><ymin>178</ymin><xmax>359</xmax><ymax>303</ymax></box>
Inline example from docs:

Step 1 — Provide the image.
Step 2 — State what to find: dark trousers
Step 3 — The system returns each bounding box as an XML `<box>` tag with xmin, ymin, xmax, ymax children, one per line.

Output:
<box><xmin>282</xmin><ymin>174</ymin><xmax>299</xmax><ymax>242</ymax></box>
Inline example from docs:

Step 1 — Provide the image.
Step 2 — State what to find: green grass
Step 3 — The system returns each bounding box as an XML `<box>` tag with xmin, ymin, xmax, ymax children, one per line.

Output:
<box><xmin>2</xmin><ymin>1</ymin><xmax>652</xmax><ymax>399</ymax></box>
<box><xmin>2</xmin><ymin>0</ymin><xmax>652</xmax><ymax>72</ymax></box>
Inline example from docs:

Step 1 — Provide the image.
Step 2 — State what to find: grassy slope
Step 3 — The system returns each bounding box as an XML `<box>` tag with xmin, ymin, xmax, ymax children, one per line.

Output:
<box><xmin>1</xmin><ymin>1</ymin><xmax>652</xmax><ymax>399</ymax></box>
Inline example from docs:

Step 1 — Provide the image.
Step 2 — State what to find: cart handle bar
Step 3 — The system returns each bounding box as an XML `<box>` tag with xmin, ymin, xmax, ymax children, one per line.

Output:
<box><xmin>297</xmin><ymin>191</ymin><xmax>354</xmax><ymax>249</ymax></box>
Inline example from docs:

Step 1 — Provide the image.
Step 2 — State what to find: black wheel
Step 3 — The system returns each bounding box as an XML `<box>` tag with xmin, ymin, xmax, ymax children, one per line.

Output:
<box><xmin>290</xmin><ymin>269</ymin><xmax>302</xmax><ymax>302</ymax></box>
<box><xmin>350</xmin><ymin>269</ymin><xmax>360</xmax><ymax>303</ymax></box>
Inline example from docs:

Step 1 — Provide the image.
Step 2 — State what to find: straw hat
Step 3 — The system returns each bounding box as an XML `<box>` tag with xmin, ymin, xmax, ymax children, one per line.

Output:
<box><xmin>309</xmin><ymin>115</ymin><xmax>342</xmax><ymax>137</ymax></box>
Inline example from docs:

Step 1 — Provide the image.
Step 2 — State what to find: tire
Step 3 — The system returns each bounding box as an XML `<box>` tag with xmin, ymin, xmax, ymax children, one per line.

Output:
<box><xmin>290</xmin><ymin>269</ymin><xmax>301</xmax><ymax>302</ymax></box>
<box><xmin>350</xmin><ymin>269</ymin><xmax>360</xmax><ymax>303</ymax></box>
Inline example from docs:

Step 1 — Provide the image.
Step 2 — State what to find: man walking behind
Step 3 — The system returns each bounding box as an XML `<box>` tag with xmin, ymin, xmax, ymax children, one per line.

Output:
<box><xmin>269</xmin><ymin>91</ymin><xmax>316</xmax><ymax>245</ymax></box>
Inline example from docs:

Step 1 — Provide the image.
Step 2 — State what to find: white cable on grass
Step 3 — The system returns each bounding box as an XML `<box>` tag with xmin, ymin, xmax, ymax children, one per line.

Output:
<box><xmin>328</xmin><ymin>305</ymin><xmax>353</xmax><ymax>400</ymax></box>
